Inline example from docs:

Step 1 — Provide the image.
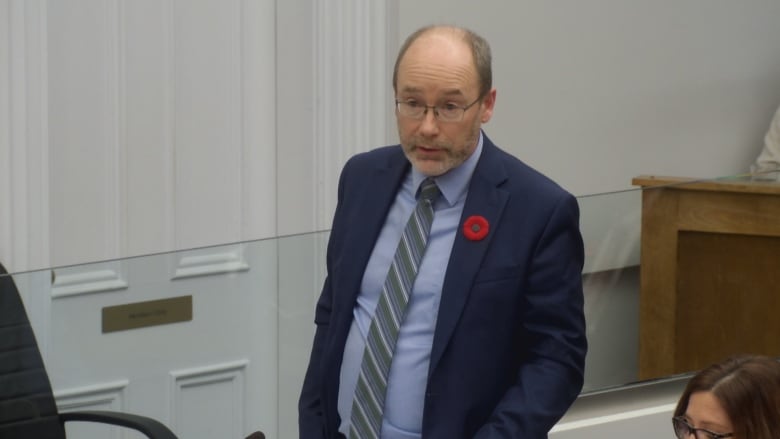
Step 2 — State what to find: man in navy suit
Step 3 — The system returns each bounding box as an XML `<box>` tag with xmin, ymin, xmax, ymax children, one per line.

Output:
<box><xmin>299</xmin><ymin>25</ymin><xmax>586</xmax><ymax>439</ymax></box>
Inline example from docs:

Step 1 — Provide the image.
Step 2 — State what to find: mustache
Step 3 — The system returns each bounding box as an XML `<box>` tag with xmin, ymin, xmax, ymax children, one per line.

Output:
<box><xmin>406</xmin><ymin>139</ymin><xmax>451</xmax><ymax>150</ymax></box>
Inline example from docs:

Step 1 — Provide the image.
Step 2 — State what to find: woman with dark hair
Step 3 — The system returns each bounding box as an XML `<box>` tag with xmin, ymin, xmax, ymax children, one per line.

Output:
<box><xmin>672</xmin><ymin>355</ymin><xmax>780</xmax><ymax>439</ymax></box>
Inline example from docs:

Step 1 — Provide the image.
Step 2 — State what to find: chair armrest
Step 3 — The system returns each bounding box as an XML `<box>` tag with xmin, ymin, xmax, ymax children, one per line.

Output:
<box><xmin>59</xmin><ymin>410</ymin><xmax>178</xmax><ymax>439</ymax></box>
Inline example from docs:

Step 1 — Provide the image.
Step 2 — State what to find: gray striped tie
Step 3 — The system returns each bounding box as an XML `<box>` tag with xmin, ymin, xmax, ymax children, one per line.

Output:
<box><xmin>349</xmin><ymin>178</ymin><xmax>440</xmax><ymax>439</ymax></box>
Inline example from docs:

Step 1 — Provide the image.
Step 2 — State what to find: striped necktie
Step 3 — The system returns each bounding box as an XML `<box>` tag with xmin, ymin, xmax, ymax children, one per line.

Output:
<box><xmin>349</xmin><ymin>178</ymin><xmax>440</xmax><ymax>439</ymax></box>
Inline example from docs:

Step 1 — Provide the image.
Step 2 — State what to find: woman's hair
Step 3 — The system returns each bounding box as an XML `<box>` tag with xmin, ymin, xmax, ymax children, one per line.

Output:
<box><xmin>674</xmin><ymin>355</ymin><xmax>780</xmax><ymax>439</ymax></box>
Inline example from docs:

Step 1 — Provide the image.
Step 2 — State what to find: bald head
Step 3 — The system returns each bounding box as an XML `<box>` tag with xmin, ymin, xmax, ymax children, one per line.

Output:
<box><xmin>393</xmin><ymin>26</ymin><xmax>492</xmax><ymax>98</ymax></box>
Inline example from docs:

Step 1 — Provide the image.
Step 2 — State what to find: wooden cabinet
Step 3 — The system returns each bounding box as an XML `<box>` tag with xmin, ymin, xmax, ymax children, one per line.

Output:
<box><xmin>632</xmin><ymin>176</ymin><xmax>780</xmax><ymax>380</ymax></box>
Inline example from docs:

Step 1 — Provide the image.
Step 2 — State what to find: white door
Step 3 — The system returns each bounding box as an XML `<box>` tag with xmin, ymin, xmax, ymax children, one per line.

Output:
<box><xmin>44</xmin><ymin>242</ymin><xmax>278</xmax><ymax>438</ymax></box>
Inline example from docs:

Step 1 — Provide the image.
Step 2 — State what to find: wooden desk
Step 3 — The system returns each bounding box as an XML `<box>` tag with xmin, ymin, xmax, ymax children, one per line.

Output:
<box><xmin>632</xmin><ymin>175</ymin><xmax>780</xmax><ymax>380</ymax></box>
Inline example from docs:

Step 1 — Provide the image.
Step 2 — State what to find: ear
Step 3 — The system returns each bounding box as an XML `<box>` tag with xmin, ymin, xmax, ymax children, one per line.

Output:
<box><xmin>480</xmin><ymin>88</ymin><xmax>497</xmax><ymax>123</ymax></box>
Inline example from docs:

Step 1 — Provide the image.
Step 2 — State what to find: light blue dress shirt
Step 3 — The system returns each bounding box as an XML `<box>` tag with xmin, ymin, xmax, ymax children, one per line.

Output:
<box><xmin>337</xmin><ymin>135</ymin><xmax>484</xmax><ymax>438</ymax></box>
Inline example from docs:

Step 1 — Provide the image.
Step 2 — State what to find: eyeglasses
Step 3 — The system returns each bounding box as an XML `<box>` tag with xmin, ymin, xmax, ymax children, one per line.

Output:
<box><xmin>395</xmin><ymin>94</ymin><xmax>484</xmax><ymax>123</ymax></box>
<box><xmin>672</xmin><ymin>416</ymin><xmax>734</xmax><ymax>439</ymax></box>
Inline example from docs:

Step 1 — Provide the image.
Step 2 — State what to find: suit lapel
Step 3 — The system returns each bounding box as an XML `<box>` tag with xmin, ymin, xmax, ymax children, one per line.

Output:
<box><xmin>428</xmin><ymin>139</ymin><xmax>509</xmax><ymax>376</ymax></box>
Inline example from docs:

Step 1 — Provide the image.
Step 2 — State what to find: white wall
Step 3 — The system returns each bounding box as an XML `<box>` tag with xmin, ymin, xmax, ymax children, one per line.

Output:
<box><xmin>0</xmin><ymin>0</ymin><xmax>49</xmax><ymax>272</ymax></box>
<box><xmin>11</xmin><ymin>1</ymin><xmax>780</xmax><ymax>267</ymax></box>
<box><xmin>276</xmin><ymin>0</ymin><xmax>396</xmax><ymax>236</ymax></box>
<box><xmin>398</xmin><ymin>0</ymin><xmax>780</xmax><ymax>196</ymax></box>
<box><xmin>1</xmin><ymin>0</ymin><xmax>278</xmax><ymax>272</ymax></box>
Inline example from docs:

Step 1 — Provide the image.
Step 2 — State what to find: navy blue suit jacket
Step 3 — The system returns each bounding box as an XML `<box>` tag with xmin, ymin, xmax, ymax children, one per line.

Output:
<box><xmin>299</xmin><ymin>134</ymin><xmax>586</xmax><ymax>438</ymax></box>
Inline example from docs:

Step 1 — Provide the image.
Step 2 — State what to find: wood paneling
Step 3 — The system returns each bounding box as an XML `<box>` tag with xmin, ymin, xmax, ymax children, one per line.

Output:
<box><xmin>676</xmin><ymin>232</ymin><xmax>780</xmax><ymax>369</ymax></box>
<box><xmin>633</xmin><ymin>176</ymin><xmax>780</xmax><ymax>379</ymax></box>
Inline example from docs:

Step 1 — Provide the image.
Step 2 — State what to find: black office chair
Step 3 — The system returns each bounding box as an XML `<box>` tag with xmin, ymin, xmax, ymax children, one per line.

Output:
<box><xmin>0</xmin><ymin>262</ymin><xmax>179</xmax><ymax>439</ymax></box>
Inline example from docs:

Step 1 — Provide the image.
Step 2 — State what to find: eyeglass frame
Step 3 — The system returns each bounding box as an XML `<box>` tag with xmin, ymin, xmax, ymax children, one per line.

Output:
<box><xmin>394</xmin><ymin>92</ymin><xmax>487</xmax><ymax>123</ymax></box>
<box><xmin>672</xmin><ymin>416</ymin><xmax>735</xmax><ymax>439</ymax></box>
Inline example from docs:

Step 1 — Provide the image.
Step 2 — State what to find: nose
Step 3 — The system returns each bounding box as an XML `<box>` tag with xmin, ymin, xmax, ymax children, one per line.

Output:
<box><xmin>418</xmin><ymin>108</ymin><xmax>440</xmax><ymax>137</ymax></box>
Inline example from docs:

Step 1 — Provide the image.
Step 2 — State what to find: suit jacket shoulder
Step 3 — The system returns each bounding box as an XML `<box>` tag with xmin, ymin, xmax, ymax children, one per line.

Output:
<box><xmin>475</xmin><ymin>136</ymin><xmax>577</xmax><ymax>221</ymax></box>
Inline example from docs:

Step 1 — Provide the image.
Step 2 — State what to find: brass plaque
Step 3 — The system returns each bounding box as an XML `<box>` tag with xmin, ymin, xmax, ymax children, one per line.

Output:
<box><xmin>102</xmin><ymin>295</ymin><xmax>192</xmax><ymax>333</ymax></box>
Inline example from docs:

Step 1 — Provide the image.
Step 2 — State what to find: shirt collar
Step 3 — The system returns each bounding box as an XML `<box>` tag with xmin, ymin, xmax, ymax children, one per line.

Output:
<box><xmin>411</xmin><ymin>131</ymin><xmax>484</xmax><ymax>207</ymax></box>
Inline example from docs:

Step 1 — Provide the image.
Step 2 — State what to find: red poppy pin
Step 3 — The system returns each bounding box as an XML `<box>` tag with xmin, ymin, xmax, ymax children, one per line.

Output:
<box><xmin>463</xmin><ymin>215</ymin><xmax>489</xmax><ymax>241</ymax></box>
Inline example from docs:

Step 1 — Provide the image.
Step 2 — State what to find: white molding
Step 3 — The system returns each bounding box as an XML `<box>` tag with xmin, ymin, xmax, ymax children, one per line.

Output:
<box><xmin>2</xmin><ymin>0</ymin><xmax>49</xmax><ymax>273</ymax></box>
<box><xmin>113</xmin><ymin>0</ymin><xmax>128</xmax><ymax>259</ymax></box>
<box><xmin>9</xmin><ymin>0</ymin><xmax>29</xmax><ymax>271</ymax></box>
<box><xmin>27</xmin><ymin>0</ymin><xmax>49</xmax><ymax>272</ymax></box>
<box><xmin>56</xmin><ymin>381</ymin><xmax>127</xmax><ymax>438</ymax></box>
<box><xmin>1</xmin><ymin>2</ymin><xmax>12</xmax><ymax>267</ymax></box>
<box><xmin>104</xmin><ymin>0</ymin><xmax>124</xmax><ymax>259</ymax></box>
<box><xmin>229</xmin><ymin>0</ymin><xmax>243</xmax><ymax>239</ymax></box>
<box><xmin>240</xmin><ymin>0</ymin><xmax>276</xmax><ymax>239</ymax></box>
<box><xmin>171</xmin><ymin>245</ymin><xmax>249</xmax><ymax>280</ymax></box>
<box><xmin>164</xmin><ymin>0</ymin><xmax>176</xmax><ymax>251</ymax></box>
<box><xmin>55</xmin><ymin>379</ymin><xmax>128</xmax><ymax>411</ymax></box>
<box><xmin>51</xmin><ymin>266</ymin><xmax>128</xmax><ymax>298</ymax></box>
<box><xmin>169</xmin><ymin>358</ymin><xmax>249</xmax><ymax>383</ymax></box>
<box><xmin>169</xmin><ymin>359</ymin><xmax>248</xmax><ymax>436</ymax></box>
<box><xmin>551</xmin><ymin>403</ymin><xmax>677</xmax><ymax>433</ymax></box>
<box><xmin>312</xmin><ymin>0</ymin><xmax>393</xmax><ymax>230</ymax></box>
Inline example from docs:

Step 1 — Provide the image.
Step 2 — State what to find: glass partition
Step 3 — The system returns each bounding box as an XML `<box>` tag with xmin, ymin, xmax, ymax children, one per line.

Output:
<box><xmin>2</xmin><ymin>174</ymin><xmax>779</xmax><ymax>438</ymax></box>
<box><xmin>578</xmin><ymin>187</ymin><xmax>642</xmax><ymax>392</ymax></box>
<box><xmin>2</xmin><ymin>234</ymin><xmax>323</xmax><ymax>439</ymax></box>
